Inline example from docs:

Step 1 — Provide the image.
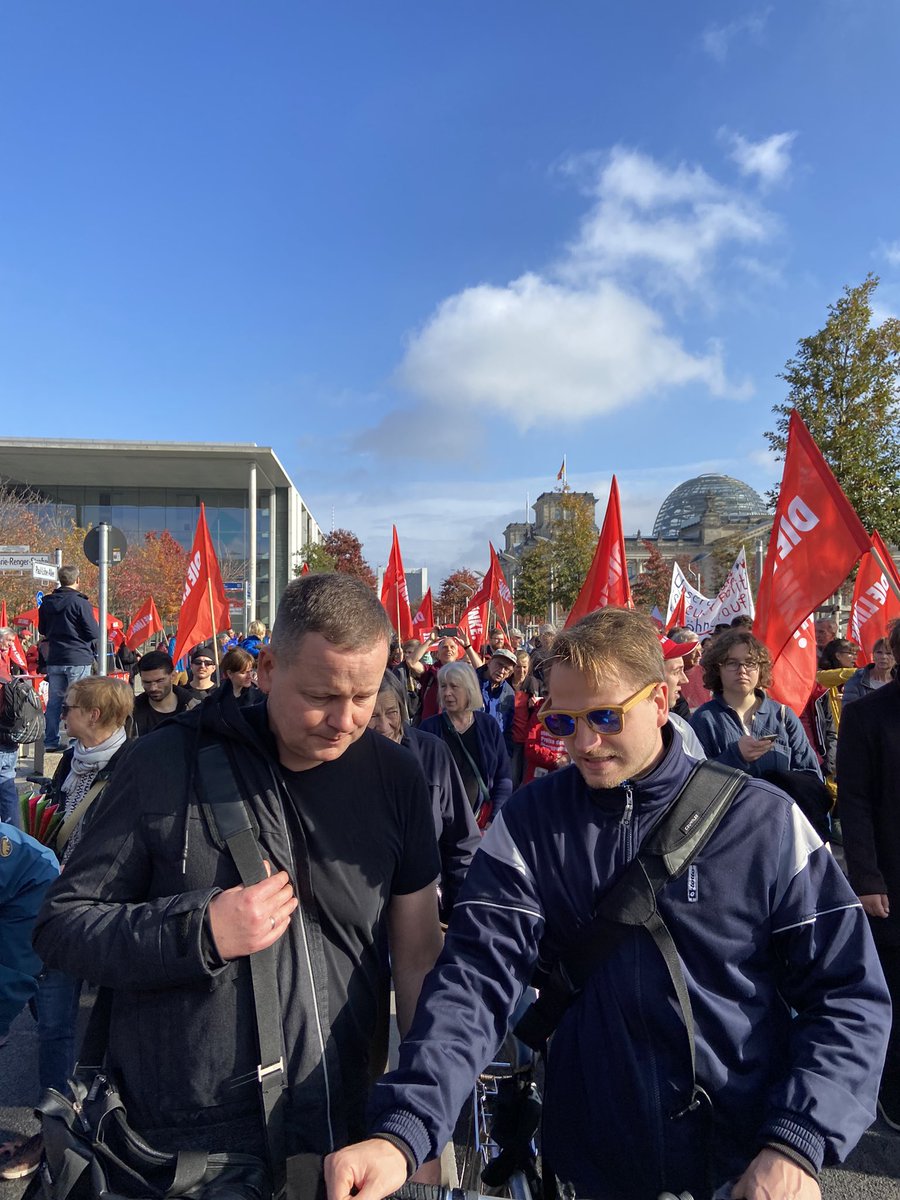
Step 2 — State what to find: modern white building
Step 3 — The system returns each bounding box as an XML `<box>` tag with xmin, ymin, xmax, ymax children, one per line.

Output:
<box><xmin>0</xmin><ymin>438</ymin><xmax>322</xmax><ymax>626</ymax></box>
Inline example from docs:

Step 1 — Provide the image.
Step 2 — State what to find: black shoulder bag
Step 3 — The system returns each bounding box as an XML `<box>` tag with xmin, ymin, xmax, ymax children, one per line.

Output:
<box><xmin>514</xmin><ymin>760</ymin><xmax>745</xmax><ymax>1119</ymax></box>
<box><xmin>35</xmin><ymin>743</ymin><xmax>288</xmax><ymax>1200</ymax></box>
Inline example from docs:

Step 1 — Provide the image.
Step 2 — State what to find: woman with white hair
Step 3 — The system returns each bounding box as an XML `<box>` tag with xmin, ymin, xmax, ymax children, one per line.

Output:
<box><xmin>419</xmin><ymin>661</ymin><xmax>512</xmax><ymax>829</ymax></box>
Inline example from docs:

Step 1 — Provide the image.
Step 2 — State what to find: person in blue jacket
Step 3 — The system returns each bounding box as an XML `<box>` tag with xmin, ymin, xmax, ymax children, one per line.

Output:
<box><xmin>689</xmin><ymin>629</ymin><xmax>821</xmax><ymax>777</ymax></box>
<box><xmin>327</xmin><ymin>608</ymin><xmax>890</xmax><ymax>1200</ymax></box>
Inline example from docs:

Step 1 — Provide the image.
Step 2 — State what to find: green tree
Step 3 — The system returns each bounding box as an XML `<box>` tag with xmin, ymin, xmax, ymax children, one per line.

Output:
<box><xmin>436</xmin><ymin>569</ymin><xmax>481</xmax><ymax>625</ymax></box>
<box><xmin>295</xmin><ymin>541</ymin><xmax>337</xmax><ymax>575</ymax></box>
<box><xmin>549</xmin><ymin>492</ymin><xmax>599</xmax><ymax>614</ymax></box>
<box><xmin>765</xmin><ymin>275</ymin><xmax>900</xmax><ymax>542</ymax></box>
<box><xmin>515</xmin><ymin>541</ymin><xmax>553</xmax><ymax>622</ymax></box>
<box><xmin>631</xmin><ymin>542</ymin><xmax>672</xmax><ymax>613</ymax></box>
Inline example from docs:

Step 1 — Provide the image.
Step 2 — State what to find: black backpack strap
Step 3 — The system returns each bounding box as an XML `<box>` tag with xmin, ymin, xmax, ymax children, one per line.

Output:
<box><xmin>196</xmin><ymin>743</ymin><xmax>288</xmax><ymax>1197</ymax></box>
<box><xmin>514</xmin><ymin>761</ymin><xmax>745</xmax><ymax>1077</ymax></box>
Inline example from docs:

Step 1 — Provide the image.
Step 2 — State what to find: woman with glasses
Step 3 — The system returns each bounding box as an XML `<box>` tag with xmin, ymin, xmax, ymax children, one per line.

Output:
<box><xmin>689</xmin><ymin>630</ymin><xmax>820</xmax><ymax>779</ymax></box>
<box><xmin>419</xmin><ymin>661</ymin><xmax>512</xmax><ymax>829</ymax></box>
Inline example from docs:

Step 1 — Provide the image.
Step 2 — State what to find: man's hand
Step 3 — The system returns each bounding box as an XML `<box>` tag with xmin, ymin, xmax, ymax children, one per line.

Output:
<box><xmin>208</xmin><ymin>861</ymin><xmax>297</xmax><ymax>959</ymax></box>
<box><xmin>325</xmin><ymin>1138</ymin><xmax>408</xmax><ymax>1200</ymax></box>
<box><xmin>860</xmin><ymin>893</ymin><xmax>890</xmax><ymax>918</ymax></box>
<box><xmin>731</xmin><ymin>1148</ymin><xmax>820</xmax><ymax>1199</ymax></box>
<box><xmin>737</xmin><ymin>734</ymin><xmax>777</xmax><ymax>764</ymax></box>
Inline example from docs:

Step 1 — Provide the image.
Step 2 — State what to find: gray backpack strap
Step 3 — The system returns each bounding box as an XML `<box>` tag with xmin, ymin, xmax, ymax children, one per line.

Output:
<box><xmin>514</xmin><ymin>762</ymin><xmax>745</xmax><ymax>1112</ymax></box>
<box><xmin>197</xmin><ymin>743</ymin><xmax>287</xmax><ymax>1198</ymax></box>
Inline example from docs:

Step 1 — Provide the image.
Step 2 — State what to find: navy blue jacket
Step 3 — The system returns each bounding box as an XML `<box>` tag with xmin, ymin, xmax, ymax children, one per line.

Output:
<box><xmin>0</xmin><ymin>823</ymin><xmax>59</xmax><ymax>1034</ymax></box>
<box><xmin>369</xmin><ymin>729</ymin><xmax>889</xmax><ymax>1198</ymax></box>
<box><xmin>419</xmin><ymin>711</ymin><xmax>512</xmax><ymax>817</ymax></box>
<box><xmin>402</xmin><ymin>727</ymin><xmax>481</xmax><ymax>918</ymax></box>
<box><xmin>38</xmin><ymin>588</ymin><xmax>100</xmax><ymax>666</ymax></box>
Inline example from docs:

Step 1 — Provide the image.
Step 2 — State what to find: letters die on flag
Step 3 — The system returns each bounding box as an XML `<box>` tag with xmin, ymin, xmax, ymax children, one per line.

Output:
<box><xmin>755</xmin><ymin>411</ymin><xmax>869</xmax><ymax>709</ymax></box>
<box><xmin>173</xmin><ymin>503</ymin><xmax>231</xmax><ymax>665</ymax></box>
<box><xmin>847</xmin><ymin>534</ymin><xmax>900</xmax><ymax>663</ymax></box>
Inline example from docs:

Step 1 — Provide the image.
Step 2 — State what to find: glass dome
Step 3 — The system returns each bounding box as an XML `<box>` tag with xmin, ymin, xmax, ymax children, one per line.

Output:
<box><xmin>652</xmin><ymin>474</ymin><xmax>769</xmax><ymax>540</ymax></box>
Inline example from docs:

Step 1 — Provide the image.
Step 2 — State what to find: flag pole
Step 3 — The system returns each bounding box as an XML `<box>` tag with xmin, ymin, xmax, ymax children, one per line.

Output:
<box><xmin>207</xmin><ymin>580</ymin><xmax>221</xmax><ymax>668</ymax></box>
<box><xmin>870</xmin><ymin>544</ymin><xmax>900</xmax><ymax>604</ymax></box>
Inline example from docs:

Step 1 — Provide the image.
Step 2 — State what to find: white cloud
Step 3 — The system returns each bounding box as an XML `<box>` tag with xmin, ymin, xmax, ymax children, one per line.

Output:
<box><xmin>390</xmin><ymin>146</ymin><xmax>769</xmax><ymax>431</ymax></box>
<box><xmin>701</xmin><ymin>9</ymin><xmax>772</xmax><ymax>63</ymax></box>
<box><xmin>397</xmin><ymin>273</ymin><xmax>749</xmax><ymax>430</ymax></box>
<box><xmin>883</xmin><ymin>241</ymin><xmax>900</xmax><ymax>267</ymax></box>
<box><xmin>562</xmin><ymin>146</ymin><xmax>771</xmax><ymax>289</ymax></box>
<box><xmin>723</xmin><ymin>130</ymin><xmax>797</xmax><ymax>189</ymax></box>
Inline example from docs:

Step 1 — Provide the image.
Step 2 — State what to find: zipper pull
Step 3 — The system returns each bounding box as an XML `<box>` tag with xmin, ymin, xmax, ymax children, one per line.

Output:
<box><xmin>620</xmin><ymin>783</ymin><xmax>633</xmax><ymax>826</ymax></box>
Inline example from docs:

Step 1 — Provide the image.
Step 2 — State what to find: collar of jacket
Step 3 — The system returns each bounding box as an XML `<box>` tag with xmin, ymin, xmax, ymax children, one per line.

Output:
<box><xmin>582</xmin><ymin>722</ymin><xmax>691</xmax><ymax>820</ymax></box>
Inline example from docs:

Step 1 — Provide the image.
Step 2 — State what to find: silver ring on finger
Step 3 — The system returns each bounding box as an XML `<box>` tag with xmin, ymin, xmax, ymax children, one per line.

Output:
<box><xmin>270</xmin><ymin>915</ymin><xmax>276</xmax><ymax>930</ymax></box>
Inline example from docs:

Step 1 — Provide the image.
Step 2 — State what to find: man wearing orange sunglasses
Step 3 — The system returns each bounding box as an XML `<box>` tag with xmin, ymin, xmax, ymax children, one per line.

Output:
<box><xmin>329</xmin><ymin>608</ymin><xmax>889</xmax><ymax>1200</ymax></box>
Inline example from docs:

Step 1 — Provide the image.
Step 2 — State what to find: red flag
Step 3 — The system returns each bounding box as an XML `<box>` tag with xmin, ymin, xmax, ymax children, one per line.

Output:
<box><xmin>125</xmin><ymin>597</ymin><xmax>165</xmax><ymax>651</ymax></box>
<box><xmin>665</xmin><ymin>590</ymin><xmax>686</xmax><ymax>633</ymax></box>
<box><xmin>755</xmin><ymin>412</ymin><xmax>869</xmax><ymax>667</ymax></box>
<box><xmin>0</xmin><ymin>601</ymin><xmax>6</xmax><ymax>627</ymax></box>
<box><xmin>769</xmin><ymin>614</ymin><xmax>818</xmax><ymax>714</ymax></box>
<box><xmin>459</xmin><ymin>598</ymin><xmax>489</xmax><ymax>651</ymax></box>
<box><xmin>488</xmin><ymin>545</ymin><xmax>514</xmax><ymax>627</ymax></box>
<box><xmin>412</xmin><ymin>588</ymin><xmax>434</xmax><ymax>641</ymax></box>
<box><xmin>92</xmin><ymin>607</ymin><xmax>124</xmax><ymax>635</ymax></box>
<box><xmin>565</xmin><ymin>476</ymin><xmax>633</xmax><ymax>627</ymax></box>
<box><xmin>380</xmin><ymin>525</ymin><xmax>414</xmax><ymax>642</ymax></box>
<box><xmin>9</xmin><ymin>634</ymin><xmax>27</xmax><ymax>671</ymax></box>
<box><xmin>173</xmin><ymin>503</ymin><xmax>231</xmax><ymax>665</ymax></box>
<box><xmin>847</xmin><ymin>532</ymin><xmax>900</xmax><ymax>664</ymax></box>
<box><xmin>300</xmin><ymin>562</ymin><xmax>310</xmax><ymax>576</ymax></box>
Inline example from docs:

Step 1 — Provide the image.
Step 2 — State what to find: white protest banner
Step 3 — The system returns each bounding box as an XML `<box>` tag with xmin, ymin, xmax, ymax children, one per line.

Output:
<box><xmin>667</xmin><ymin>549</ymin><xmax>755</xmax><ymax>635</ymax></box>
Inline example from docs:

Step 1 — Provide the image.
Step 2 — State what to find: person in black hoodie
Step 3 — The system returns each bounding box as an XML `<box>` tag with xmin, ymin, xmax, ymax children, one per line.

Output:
<box><xmin>37</xmin><ymin>565</ymin><xmax>100</xmax><ymax>750</ymax></box>
<box><xmin>34</xmin><ymin>573</ymin><xmax>442</xmax><ymax>1182</ymax></box>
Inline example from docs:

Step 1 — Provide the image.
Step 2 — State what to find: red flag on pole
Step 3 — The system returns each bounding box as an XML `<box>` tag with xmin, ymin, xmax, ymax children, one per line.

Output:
<box><xmin>412</xmin><ymin>588</ymin><xmax>434</xmax><ymax>641</ymax></box>
<box><xmin>755</xmin><ymin>412</ymin><xmax>870</xmax><ymax>709</ymax></box>
<box><xmin>380</xmin><ymin>525</ymin><xmax>414</xmax><ymax>642</ymax></box>
<box><xmin>665</xmin><ymin>590</ymin><xmax>686</xmax><ymax>633</ymax></box>
<box><xmin>172</xmin><ymin>504</ymin><xmax>231</xmax><ymax>665</ymax></box>
<box><xmin>487</xmin><ymin>545</ymin><xmax>514</xmax><ymax>627</ymax></box>
<box><xmin>769</xmin><ymin>614</ymin><xmax>818</xmax><ymax>715</ymax></box>
<box><xmin>300</xmin><ymin>562</ymin><xmax>310</xmax><ymax>576</ymax></box>
<box><xmin>565</xmin><ymin>476</ymin><xmax>633</xmax><ymax>627</ymax></box>
<box><xmin>847</xmin><ymin>532</ymin><xmax>900</xmax><ymax>664</ymax></box>
<box><xmin>125</xmin><ymin>597</ymin><xmax>165</xmax><ymax>651</ymax></box>
<box><xmin>459</xmin><ymin>598</ymin><xmax>489</xmax><ymax>651</ymax></box>
<box><xmin>9</xmin><ymin>634</ymin><xmax>27</xmax><ymax>671</ymax></box>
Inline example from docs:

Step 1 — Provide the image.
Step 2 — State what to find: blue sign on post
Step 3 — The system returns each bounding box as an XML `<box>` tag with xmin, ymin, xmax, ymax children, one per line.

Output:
<box><xmin>35</xmin><ymin>591</ymin><xmax>44</xmax><ymax>607</ymax></box>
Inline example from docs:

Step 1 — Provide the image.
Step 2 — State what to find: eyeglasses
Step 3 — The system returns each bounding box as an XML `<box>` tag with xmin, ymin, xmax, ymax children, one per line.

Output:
<box><xmin>60</xmin><ymin>703</ymin><xmax>80</xmax><ymax>717</ymax></box>
<box><xmin>537</xmin><ymin>682</ymin><xmax>658</xmax><ymax>738</ymax></box>
<box><xmin>722</xmin><ymin>658</ymin><xmax>760</xmax><ymax>673</ymax></box>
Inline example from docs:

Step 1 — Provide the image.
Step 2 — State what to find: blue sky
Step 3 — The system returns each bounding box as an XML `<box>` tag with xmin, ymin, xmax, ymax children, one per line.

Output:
<box><xmin>2</xmin><ymin>2</ymin><xmax>899</xmax><ymax>585</ymax></box>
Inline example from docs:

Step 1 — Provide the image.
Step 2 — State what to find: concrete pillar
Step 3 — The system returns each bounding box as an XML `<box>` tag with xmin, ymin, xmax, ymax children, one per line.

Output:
<box><xmin>269</xmin><ymin>487</ymin><xmax>277</xmax><ymax>625</ymax></box>
<box><xmin>249</xmin><ymin>461</ymin><xmax>257</xmax><ymax>624</ymax></box>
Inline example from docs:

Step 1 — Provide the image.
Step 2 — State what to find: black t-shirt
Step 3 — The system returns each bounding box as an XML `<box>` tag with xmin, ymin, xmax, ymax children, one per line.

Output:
<box><xmin>132</xmin><ymin>686</ymin><xmax>196</xmax><ymax>737</ymax></box>
<box><xmin>277</xmin><ymin>729</ymin><xmax>440</xmax><ymax>1134</ymax></box>
<box><xmin>444</xmin><ymin>720</ymin><xmax>483</xmax><ymax>810</ymax></box>
<box><xmin>185</xmin><ymin>682</ymin><xmax>217</xmax><ymax>704</ymax></box>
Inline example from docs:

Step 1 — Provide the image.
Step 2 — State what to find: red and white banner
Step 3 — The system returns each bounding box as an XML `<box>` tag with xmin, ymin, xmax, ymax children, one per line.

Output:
<box><xmin>412</xmin><ymin>588</ymin><xmax>435</xmax><ymax>641</ymax></box>
<box><xmin>172</xmin><ymin>503</ymin><xmax>231</xmax><ymax>665</ymax></box>
<box><xmin>847</xmin><ymin>531</ymin><xmax>900</xmax><ymax>664</ymax></box>
<box><xmin>769</xmin><ymin>613</ymin><xmax>818</xmax><ymax>715</ymax></box>
<box><xmin>125</xmin><ymin>596</ymin><xmax>165</xmax><ymax>651</ymax></box>
<box><xmin>565</xmin><ymin>475</ymin><xmax>632</xmax><ymax>627</ymax></box>
<box><xmin>380</xmin><ymin>525</ymin><xmax>414</xmax><ymax>642</ymax></box>
<box><xmin>459</xmin><ymin>599</ymin><xmax>489</xmax><ymax>650</ymax></box>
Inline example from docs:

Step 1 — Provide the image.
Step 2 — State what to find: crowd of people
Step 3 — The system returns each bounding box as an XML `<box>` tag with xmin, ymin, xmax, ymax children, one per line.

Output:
<box><xmin>0</xmin><ymin>567</ymin><xmax>897</xmax><ymax>1200</ymax></box>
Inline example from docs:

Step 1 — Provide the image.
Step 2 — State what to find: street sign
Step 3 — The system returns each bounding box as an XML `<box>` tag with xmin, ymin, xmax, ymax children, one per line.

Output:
<box><xmin>0</xmin><ymin>555</ymin><xmax>39</xmax><ymax>571</ymax></box>
<box><xmin>83</xmin><ymin>525</ymin><xmax>128</xmax><ymax>566</ymax></box>
<box><xmin>0</xmin><ymin>545</ymin><xmax>30</xmax><ymax>554</ymax></box>
<box><xmin>35</xmin><ymin>591</ymin><xmax>44</xmax><ymax>606</ymax></box>
<box><xmin>32</xmin><ymin>561</ymin><xmax>59</xmax><ymax>584</ymax></box>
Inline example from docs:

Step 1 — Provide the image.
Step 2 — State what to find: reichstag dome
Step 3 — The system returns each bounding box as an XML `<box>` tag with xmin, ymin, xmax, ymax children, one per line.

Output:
<box><xmin>652</xmin><ymin>473</ymin><xmax>769</xmax><ymax>540</ymax></box>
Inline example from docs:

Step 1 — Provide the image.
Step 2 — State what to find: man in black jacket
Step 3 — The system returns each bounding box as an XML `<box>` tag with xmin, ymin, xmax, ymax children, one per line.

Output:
<box><xmin>837</xmin><ymin>618</ymin><xmax>900</xmax><ymax>1128</ymax></box>
<box><xmin>37</xmin><ymin>566</ymin><xmax>100</xmax><ymax>750</ymax></box>
<box><xmin>34</xmin><ymin>574</ymin><xmax>443</xmax><ymax>1179</ymax></box>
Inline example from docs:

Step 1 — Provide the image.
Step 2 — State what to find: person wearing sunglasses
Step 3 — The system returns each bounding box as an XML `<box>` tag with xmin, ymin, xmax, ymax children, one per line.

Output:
<box><xmin>184</xmin><ymin>645</ymin><xmax>219</xmax><ymax>703</ymax></box>
<box><xmin>328</xmin><ymin>607</ymin><xmax>888</xmax><ymax>1200</ymax></box>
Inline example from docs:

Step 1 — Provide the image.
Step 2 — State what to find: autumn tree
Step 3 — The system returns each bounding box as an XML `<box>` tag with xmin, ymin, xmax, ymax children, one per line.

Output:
<box><xmin>110</xmin><ymin>530</ymin><xmax>188</xmax><ymax>625</ymax></box>
<box><xmin>321</xmin><ymin>529</ymin><xmax>376</xmax><ymax>588</ymax></box>
<box><xmin>514</xmin><ymin>541</ymin><xmax>553</xmax><ymax>623</ymax></box>
<box><xmin>436</xmin><ymin>569</ymin><xmax>481</xmax><ymax>625</ymax></box>
<box><xmin>549</xmin><ymin>492</ymin><xmax>599</xmax><ymax>614</ymax></box>
<box><xmin>631</xmin><ymin>542</ymin><xmax>672</xmax><ymax>613</ymax></box>
<box><xmin>766</xmin><ymin>275</ymin><xmax>900</xmax><ymax>542</ymax></box>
